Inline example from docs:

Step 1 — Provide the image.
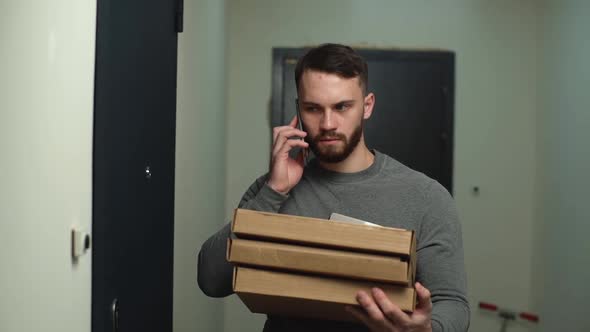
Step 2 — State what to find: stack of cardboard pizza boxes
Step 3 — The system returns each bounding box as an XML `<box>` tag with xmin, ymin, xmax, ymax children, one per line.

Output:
<box><xmin>227</xmin><ymin>208</ymin><xmax>417</xmax><ymax>322</ymax></box>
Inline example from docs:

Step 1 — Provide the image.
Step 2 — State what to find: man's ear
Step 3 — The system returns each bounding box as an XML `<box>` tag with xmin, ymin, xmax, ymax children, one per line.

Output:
<box><xmin>363</xmin><ymin>93</ymin><xmax>375</xmax><ymax>120</ymax></box>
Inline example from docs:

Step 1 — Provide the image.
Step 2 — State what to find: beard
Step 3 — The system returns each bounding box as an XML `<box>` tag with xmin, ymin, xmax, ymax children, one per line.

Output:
<box><xmin>305</xmin><ymin>120</ymin><xmax>364</xmax><ymax>163</ymax></box>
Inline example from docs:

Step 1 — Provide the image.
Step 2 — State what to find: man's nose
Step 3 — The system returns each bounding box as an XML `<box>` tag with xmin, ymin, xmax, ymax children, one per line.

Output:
<box><xmin>319</xmin><ymin>110</ymin><xmax>337</xmax><ymax>131</ymax></box>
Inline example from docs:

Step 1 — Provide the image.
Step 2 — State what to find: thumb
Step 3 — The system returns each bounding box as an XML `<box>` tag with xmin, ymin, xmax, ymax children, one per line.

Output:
<box><xmin>415</xmin><ymin>282</ymin><xmax>432</xmax><ymax>311</ymax></box>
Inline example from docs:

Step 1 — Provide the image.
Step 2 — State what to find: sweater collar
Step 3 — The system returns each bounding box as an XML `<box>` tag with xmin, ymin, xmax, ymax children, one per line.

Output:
<box><xmin>306</xmin><ymin>150</ymin><xmax>384</xmax><ymax>184</ymax></box>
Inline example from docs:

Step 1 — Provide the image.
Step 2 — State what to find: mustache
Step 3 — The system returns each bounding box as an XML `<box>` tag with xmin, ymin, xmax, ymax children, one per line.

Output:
<box><xmin>314</xmin><ymin>131</ymin><xmax>346</xmax><ymax>141</ymax></box>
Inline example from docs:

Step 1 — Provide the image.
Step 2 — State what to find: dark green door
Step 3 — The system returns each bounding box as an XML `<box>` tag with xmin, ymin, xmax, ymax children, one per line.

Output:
<box><xmin>92</xmin><ymin>0</ymin><xmax>180</xmax><ymax>331</ymax></box>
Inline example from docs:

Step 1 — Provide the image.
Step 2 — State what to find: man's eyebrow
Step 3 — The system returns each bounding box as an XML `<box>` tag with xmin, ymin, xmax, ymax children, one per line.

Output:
<box><xmin>333</xmin><ymin>100</ymin><xmax>356</xmax><ymax>106</ymax></box>
<box><xmin>301</xmin><ymin>100</ymin><xmax>356</xmax><ymax>106</ymax></box>
<box><xmin>300</xmin><ymin>101</ymin><xmax>321</xmax><ymax>106</ymax></box>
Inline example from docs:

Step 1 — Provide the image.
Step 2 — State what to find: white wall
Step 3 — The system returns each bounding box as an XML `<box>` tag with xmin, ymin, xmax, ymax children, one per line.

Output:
<box><xmin>533</xmin><ymin>1</ymin><xmax>590</xmax><ymax>331</ymax></box>
<box><xmin>224</xmin><ymin>1</ymin><xmax>539</xmax><ymax>331</ymax></box>
<box><xmin>0</xmin><ymin>1</ymin><xmax>96</xmax><ymax>331</ymax></box>
<box><xmin>174</xmin><ymin>0</ymin><xmax>227</xmax><ymax>331</ymax></box>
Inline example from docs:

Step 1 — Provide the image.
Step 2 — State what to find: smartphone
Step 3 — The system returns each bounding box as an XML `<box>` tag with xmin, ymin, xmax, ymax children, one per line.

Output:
<box><xmin>291</xmin><ymin>99</ymin><xmax>308</xmax><ymax>165</ymax></box>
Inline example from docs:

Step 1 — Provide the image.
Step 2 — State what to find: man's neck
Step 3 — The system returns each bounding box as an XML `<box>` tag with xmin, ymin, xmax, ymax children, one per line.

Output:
<box><xmin>318</xmin><ymin>142</ymin><xmax>375</xmax><ymax>173</ymax></box>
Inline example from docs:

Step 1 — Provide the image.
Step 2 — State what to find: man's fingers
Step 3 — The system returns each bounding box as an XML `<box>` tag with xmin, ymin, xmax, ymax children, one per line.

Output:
<box><xmin>272</xmin><ymin>127</ymin><xmax>306</xmax><ymax>145</ymax></box>
<box><xmin>345</xmin><ymin>305</ymin><xmax>380</xmax><ymax>331</ymax></box>
<box><xmin>277</xmin><ymin>138</ymin><xmax>308</xmax><ymax>156</ymax></box>
<box><xmin>372</xmin><ymin>287</ymin><xmax>410</xmax><ymax>327</ymax></box>
<box><xmin>415</xmin><ymin>282</ymin><xmax>432</xmax><ymax>312</ymax></box>
<box><xmin>272</xmin><ymin>128</ymin><xmax>307</xmax><ymax>155</ymax></box>
<box><xmin>273</xmin><ymin>115</ymin><xmax>301</xmax><ymax>141</ymax></box>
<box><xmin>288</xmin><ymin>114</ymin><xmax>298</xmax><ymax>128</ymax></box>
<box><xmin>272</xmin><ymin>125</ymin><xmax>295</xmax><ymax>142</ymax></box>
<box><xmin>356</xmin><ymin>291</ymin><xmax>386</xmax><ymax>324</ymax></box>
<box><xmin>273</xmin><ymin>133</ymin><xmax>307</xmax><ymax>157</ymax></box>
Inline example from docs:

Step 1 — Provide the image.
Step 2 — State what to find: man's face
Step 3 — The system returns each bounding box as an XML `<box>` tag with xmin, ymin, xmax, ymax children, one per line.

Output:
<box><xmin>298</xmin><ymin>70</ymin><xmax>373</xmax><ymax>163</ymax></box>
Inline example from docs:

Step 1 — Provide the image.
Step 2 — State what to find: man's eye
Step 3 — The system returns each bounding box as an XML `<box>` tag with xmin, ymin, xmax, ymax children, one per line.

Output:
<box><xmin>305</xmin><ymin>107</ymin><xmax>318</xmax><ymax>112</ymax></box>
<box><xmin>336</xmin><ymin>104</ymin><xmax>351</xmax><ymax>111</ymax></box>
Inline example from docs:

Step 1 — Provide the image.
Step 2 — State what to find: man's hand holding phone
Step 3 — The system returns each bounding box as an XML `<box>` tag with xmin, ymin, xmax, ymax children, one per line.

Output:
<box><xmin>267</xmin><ymin>115</ymin><xmax>308</xmax><ymax>194</ymax></box>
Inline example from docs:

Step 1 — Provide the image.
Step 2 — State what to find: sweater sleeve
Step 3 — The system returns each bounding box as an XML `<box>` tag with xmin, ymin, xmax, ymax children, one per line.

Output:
<box><xmin>197</xmin><ymin>174</ymin><xmax>289</xmax><ymax>297</ymax></box>
<box><xmin>417</xmin><ymin>181</ymin><xmax>470</xmax><ymax>332</ymax></box>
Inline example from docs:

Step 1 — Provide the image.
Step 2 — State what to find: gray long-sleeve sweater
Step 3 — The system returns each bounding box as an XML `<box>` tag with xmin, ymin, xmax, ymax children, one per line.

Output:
<box><xmin>198</xmin><ymin>150</ymin><xmax>470</xmax><ymax>332</ymax></box>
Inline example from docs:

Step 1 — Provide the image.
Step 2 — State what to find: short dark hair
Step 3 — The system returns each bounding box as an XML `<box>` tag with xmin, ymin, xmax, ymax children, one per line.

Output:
<box><xmin>295</xmin><ymin>43</ymin><xmax>368</xmax><ymax>94</ymax></box>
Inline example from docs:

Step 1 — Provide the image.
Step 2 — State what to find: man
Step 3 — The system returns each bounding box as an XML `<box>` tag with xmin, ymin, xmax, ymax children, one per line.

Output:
<box><xmin>198</xmin><ymin>43</ymin><xmax>470</xmax><ymax>332</ymax></box>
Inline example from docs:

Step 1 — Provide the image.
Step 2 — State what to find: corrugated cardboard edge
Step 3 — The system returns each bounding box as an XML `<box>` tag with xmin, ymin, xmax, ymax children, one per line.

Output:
<box><xmin>409</xmin><ymin>233</ymin><xmax>417</xmax><ymax>310</ymax></box>
<box><xmin>226</xmin><ymin>238</ymin><xmax>231</xmax><ymax>261</ymax></box>
<box><xmin>234</xmin><ymin>267</ymin><xmax>416</xmax><ymax>312</ymax></box>
<box><xmin>227</xmin><ymin>238</ymin><xmax>410</xmax><ymax>284</ymax></box>
<box><xmin>237</xmin><ymin>292</ymin><xmax>359</xmax><ymax>322</ymax></box>
<box><xmin>232</xmin><ymin>266</ymin><xmax>237</xmax><ymax>291</ymax></box>
<box><xmin>408</xmin><ymin>231</ymin><xmax>417</xmax><ymax>285</ymax></box>
<box><xmin>234</xmin><ymin>208</ymin><xmax>407</xmax><ymax>232</ymax></box>
<box><xmin>232</xmin><ymin>208</ymin><xmax>412</xmax><ymax>256</ymax></box>
<box><xmin>230</xmin><ymin>209</ymin><xmax>239</xmax><ymax>233</ymax></box>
